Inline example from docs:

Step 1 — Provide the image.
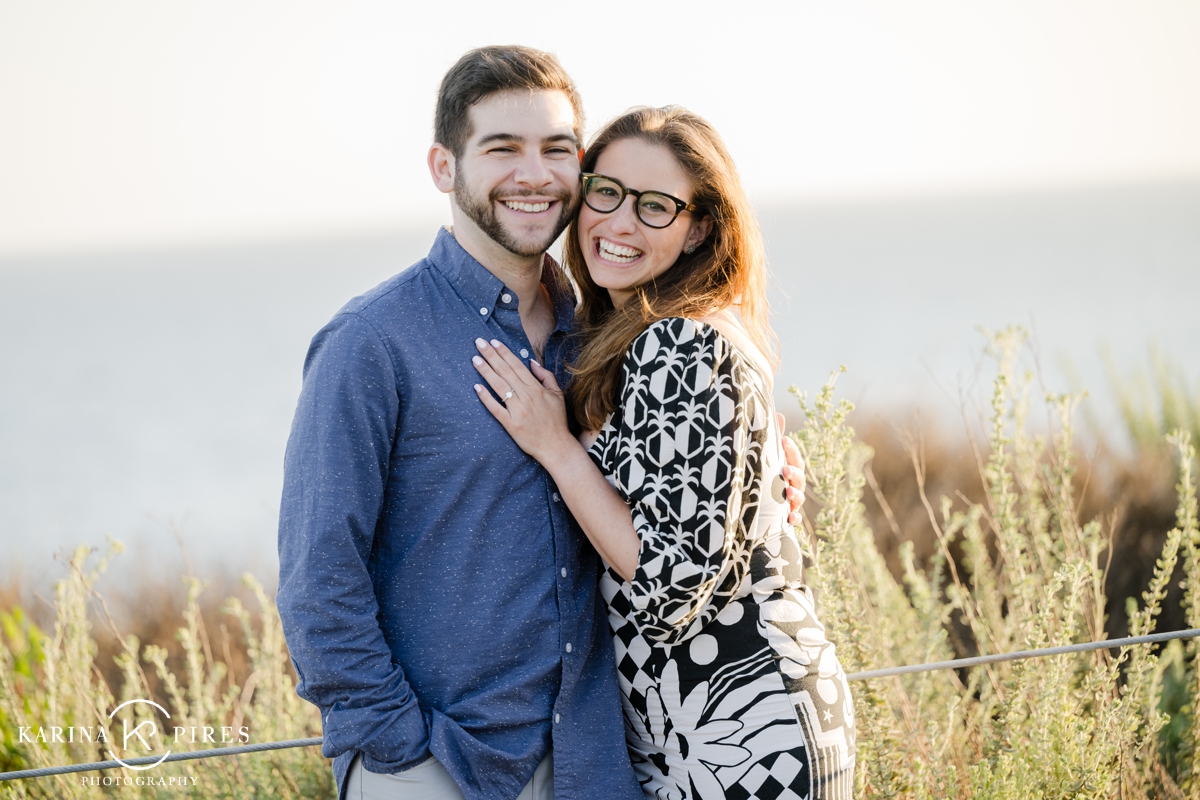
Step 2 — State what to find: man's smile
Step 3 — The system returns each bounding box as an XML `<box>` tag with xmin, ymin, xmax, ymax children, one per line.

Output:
<box><xmin>496</xmin><ymin>199</ymin><xmax>552</xmax><ymax>212</ymax></box>
<box><xmin>501</xmin><ymin>199</ymin><xmax>553</xmax><ymax>214</ymax></box>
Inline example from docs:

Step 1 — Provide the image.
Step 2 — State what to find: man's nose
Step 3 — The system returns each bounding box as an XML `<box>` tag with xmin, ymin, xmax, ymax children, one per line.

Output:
<box><xmin>513</xmin><ymin>152</ymin><xmax>554</xmax><ymax>189</ymax></box>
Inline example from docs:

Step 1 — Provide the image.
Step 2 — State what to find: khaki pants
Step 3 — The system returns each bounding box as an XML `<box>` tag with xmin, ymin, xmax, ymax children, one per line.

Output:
<box><xmin>346</xmin><ymin>752</ymin><xmax>554</xmax><ymax>800</ymax></box>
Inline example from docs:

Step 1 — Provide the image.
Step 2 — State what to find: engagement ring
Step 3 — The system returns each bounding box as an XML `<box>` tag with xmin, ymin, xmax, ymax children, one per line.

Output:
<box><xmin>503</xmin><ymin>391</ymin><xmax>514</xmax><ymax>400</ymax></box>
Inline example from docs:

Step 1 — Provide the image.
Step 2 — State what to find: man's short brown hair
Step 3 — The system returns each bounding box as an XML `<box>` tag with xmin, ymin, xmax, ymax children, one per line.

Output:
<box><xmin>435</xmin><ymin>46</ymin><xmax>584</xmax><ymax>157</ymax></box>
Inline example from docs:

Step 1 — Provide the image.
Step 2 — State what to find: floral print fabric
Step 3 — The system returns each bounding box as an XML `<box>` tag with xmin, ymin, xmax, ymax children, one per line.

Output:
<box><xmin>591</xmin><ymin>317</ymin><xmax>856</xmax><ymax>799</ymax></box>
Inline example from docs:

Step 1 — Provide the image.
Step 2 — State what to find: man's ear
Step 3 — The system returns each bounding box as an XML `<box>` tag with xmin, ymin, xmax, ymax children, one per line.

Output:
<box><xmin>428</xmin><ymin>143</ymin><xmax>456</xmax><ymax>195</ymax></box>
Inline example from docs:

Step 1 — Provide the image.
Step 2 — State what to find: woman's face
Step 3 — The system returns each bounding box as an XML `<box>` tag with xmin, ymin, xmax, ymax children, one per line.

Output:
<box><xmin>577</xmin><ymin>138</ymin><xmax>710</xmax><ymax>309</ymax></box>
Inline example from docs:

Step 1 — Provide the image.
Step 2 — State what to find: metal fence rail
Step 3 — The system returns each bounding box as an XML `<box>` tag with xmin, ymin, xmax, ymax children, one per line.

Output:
<box><xmin>844</xmin><ymin>626</ymin><xmax>1200</xmax><ymax>681</ymax></box>
<box><xmin>4</xmin><ymin>627</ymin><xmax>1199</xmax><ymax>783</ymax></box>
<box><xmin>0</xmin><ymin>738</ymin><xmax>323</xmax><ymax>782</ymax></box>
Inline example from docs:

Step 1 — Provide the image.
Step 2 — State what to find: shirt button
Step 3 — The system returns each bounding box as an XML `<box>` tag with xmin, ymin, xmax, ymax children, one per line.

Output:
<box><xmin>502</xmin><ymin>293</ymin><xmax>512</xmax><ymax>303</ymax></box>
<box><xmin>554</xmin><ymin>713</ymin><xmax>561</xmax><ymax>724</ymax></box>
<box><xmin>561</xmin><ymin>567</ymin><xmax>567</xmax><ymax>578</ymax></box>
<box><xmin>479</xmin><ymin>307</ymin><xmax>488</xmax><ymax>316</ymax></box>
<box><xmin>519</xmin><ymin>348</ymin><xmax>529</xmax><ymax>359</ymax></box>
<box><xmin>565</xmin><ymin>642</ymin><xmax>572</xmax><ymax>653</ymax></box>
<box><xmin>552</xmin><ymin>492</ymin><xmax>561</xmax><ymax>503</ymax></box>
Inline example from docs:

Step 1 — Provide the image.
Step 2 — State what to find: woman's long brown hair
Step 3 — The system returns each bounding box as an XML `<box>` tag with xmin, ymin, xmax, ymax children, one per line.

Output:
<box><xmin>565</xmin><ymin>105</ymin><xmax>777</xmax><ymax>431</ymax></box>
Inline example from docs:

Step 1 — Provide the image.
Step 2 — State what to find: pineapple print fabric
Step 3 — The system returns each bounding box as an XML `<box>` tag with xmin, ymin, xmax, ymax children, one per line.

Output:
<box><xmin>590</xmin><ymin>317</ymin><xmax>856</xmax><ymax>800</ymax></box>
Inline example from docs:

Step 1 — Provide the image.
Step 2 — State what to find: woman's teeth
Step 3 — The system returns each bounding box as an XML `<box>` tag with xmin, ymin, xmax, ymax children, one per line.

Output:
<box><xmin>503</xmin><ymin>200</ymin><xmax>551</xmax><ymax>213</ymax></box>
<box><xmin>598</xmin><ymin>239</ymin><xmax>643</xmax><ymax>263</ymax></box>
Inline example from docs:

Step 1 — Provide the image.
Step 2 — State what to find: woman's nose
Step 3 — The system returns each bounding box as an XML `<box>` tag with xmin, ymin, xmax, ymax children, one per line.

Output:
<box><xmin>608</xmin><ymin>196</ymin><xmax>639</xmax><ymax>233</ymax></box>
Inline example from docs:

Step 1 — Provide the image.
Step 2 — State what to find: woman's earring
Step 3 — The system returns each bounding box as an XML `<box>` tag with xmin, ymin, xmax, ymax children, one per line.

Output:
<box><xmin>685</xmin><ymin>244</ymin><xmax>696</xmax><ymax>254</ymax></box>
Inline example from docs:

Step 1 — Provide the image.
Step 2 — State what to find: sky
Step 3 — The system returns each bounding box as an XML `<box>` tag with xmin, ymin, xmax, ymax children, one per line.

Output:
<box><xmin>1</xmin><ymin>0</ymin><xmax>1199</xmax><ymax>257</ymax></box>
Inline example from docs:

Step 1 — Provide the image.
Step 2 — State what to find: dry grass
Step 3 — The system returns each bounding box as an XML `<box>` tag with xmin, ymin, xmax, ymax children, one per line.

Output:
<box><xmin>856</xmin><ymin>413</ymin><xmax>1188</xmax><ymax>650</ymax></box>
<box><xmin>790</xmin><ymin>327</ymin><xmax>1199</xmax><ymax>797</ymax></box>
<box><xmin>2</xmin><ymin>327</ymin><xmax>1196</xmax><ymax>797</ymax></box>
<box><xmin>86</xmin><ymin>574</ymin><xmax>265</xmax><ymax>716</ymax></box>
<box><xmin>0</xmin><ymin>547</ymin><xmax>333</xmax><ymax>798</ymax></box>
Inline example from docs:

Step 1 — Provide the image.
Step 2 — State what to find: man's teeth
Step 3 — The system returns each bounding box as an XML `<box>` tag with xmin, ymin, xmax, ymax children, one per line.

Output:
<box><xmin>598</xmin><ymin>239</ymin><xmax>642</xmax><ymax>263</ymax></box>
<box><xmin>503</xmin><ymin>200</ymin><xmax>551</xmax><ymax>213</ymax></box>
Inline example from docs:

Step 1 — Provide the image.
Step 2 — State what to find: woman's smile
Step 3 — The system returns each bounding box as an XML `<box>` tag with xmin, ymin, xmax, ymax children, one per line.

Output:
<box><xmin>594</xmin><ymin>236</ymin><xmax>645</xmax><ymax>265</ymax></box>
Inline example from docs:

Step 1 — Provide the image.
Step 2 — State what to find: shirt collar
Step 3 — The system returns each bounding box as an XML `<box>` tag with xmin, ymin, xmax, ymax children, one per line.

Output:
<box><xmin>428</xmin><ymin>226</ymin><xmax>575</xmax><ymax>333</ymax></box>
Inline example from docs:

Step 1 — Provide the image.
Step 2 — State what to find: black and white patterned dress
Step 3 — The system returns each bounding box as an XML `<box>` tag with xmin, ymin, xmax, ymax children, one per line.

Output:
<box><xmin>589</xmin><ymin>317</ymin><xmax>856</xmax><ymax>800</ymax></box>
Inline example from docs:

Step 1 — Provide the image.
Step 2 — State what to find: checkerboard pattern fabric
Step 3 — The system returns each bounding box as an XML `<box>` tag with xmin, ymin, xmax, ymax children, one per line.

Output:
<box><xmin>593</xmin><ymin>318</ymin><xmax>856</xmax><ymax>799</ymax></box>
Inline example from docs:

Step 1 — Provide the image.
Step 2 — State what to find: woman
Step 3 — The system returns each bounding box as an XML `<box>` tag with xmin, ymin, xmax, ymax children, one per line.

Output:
<box><xmin>471</xmin><ymin>106</ymin><xmax>856</xmax><ymax>799</ymax></box>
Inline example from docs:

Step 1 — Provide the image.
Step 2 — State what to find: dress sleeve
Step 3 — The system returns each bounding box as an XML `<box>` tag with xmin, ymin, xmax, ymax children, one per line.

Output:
<box><xmin>601</xmin><ymin>317</ymin><xmax>753</xmax><ymax>644</ymax></box>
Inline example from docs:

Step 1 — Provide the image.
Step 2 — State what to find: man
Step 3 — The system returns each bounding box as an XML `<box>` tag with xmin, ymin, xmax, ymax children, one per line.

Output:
<box><xmin>277</xmin><ymin>46</ymin><xmax>804</xmax><ymax>800</ymax></box>
<box><xmin>277</xmin><ymin>46</ymin><xmax>637</xmax><ymax>800</ymax></box>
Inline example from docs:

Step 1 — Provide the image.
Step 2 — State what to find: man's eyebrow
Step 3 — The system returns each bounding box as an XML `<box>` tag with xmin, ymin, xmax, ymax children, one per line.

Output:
<box><xmin>475</xmin><ymin>133</ymin><xmax>579</xmax><ymax>148</ymax></box>
<box><xmin>476</xmin><ymin>133</ymin><xmax>524</xmax><ymax>147</ymax></box>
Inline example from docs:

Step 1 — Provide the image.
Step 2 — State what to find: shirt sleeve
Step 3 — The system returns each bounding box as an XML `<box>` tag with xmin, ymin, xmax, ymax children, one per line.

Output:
<box><xmin>276</xmin><ymin>312</ymin><xmax>430</xmax><ymax>770</ymax></box>
<box><xmin>602</xmin><ymin>317</ymin><xmax>753</xmax><ymax>645</ymax></box>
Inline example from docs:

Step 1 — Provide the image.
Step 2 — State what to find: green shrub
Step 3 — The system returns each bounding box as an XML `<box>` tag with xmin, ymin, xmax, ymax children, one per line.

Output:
<box><xmin>792</xmin><ymin>327</ymin><xmax>1199</xmax><ymax>798</ymax></box>
<box><xmin>2</xmin><ymin>326</ymin><xmax>1196</xmax><ymax>797</ymax></box>
<box><xmin>1106</xmin><ymin>345</ymin><xmax>1200</xmax><ymax>454</ymax></box>
<box><xmin>0</xmin><ymin>546</ymin><xmax>333</xmax><ymax>799</ymax></box>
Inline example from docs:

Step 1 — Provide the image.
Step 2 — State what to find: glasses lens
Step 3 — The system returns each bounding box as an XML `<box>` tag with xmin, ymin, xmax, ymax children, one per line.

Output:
<box><xmin>584</xmin><ymin>176</ymin><xmax>624</xmax><ymax>213</ymax></box>
<box><xmin>637</xmin><ymin>192</ymin><xmax>678</xmax><ymax>228</ymax></box>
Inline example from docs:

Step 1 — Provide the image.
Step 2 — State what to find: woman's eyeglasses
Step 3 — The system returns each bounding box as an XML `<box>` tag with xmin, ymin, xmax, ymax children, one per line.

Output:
<box><xmin>580</xmin><ymin>173</ymin><xmax>698</xmax><ymax>229</ymax></box>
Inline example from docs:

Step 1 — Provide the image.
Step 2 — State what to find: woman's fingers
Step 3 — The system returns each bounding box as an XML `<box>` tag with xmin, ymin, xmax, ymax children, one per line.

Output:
<box><xmin>777</xmin><ymin>412</ymin><xmax>805</xmax><ymax>523</ymax></box>
<box><xmin>473</xmin><ymin>382</ymin><xmax>509</xmax><ymax>423</ymax></box>
<box><xmin>475</xmin><ymin>338</ymin><xmax>535</xmax><ymax>389</ymax></box>
<box><xmin>779</xmin><ymin>414</ymin><xmax>802</xmax><ymax>464</ymax></box>
<box><xmin>470</xmin><ymin>381</ymin><xmax>504</xmax><ymax>412</ymax></box>
<box><xmin>530</xmin><ymin>359</ymin><xmax>560</xmax><ymax>392</ymax></box>
<box><xmin>471</xmin><ymin>353</ymin><xmax>514</xmax><ymax>401</ymax></box>
<box><xmin>779</xmin><ymin>415</ymin><xmax>804</xmax><ymax>484</ymax></box>
<box><xmin>469</xmin><ymin>339</ymin><xmax>572</xmax><ymax>465</ymax></box>
<box><xmin>473</xmin><ymin>338</ymin><xmax>520</xmax><ymax>389</ymax></box>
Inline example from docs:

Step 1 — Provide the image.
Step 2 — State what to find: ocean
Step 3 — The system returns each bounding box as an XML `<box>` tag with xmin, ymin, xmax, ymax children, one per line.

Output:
<box><xmin>2</xmin><ymin>180</ymin><xmax>1197</xmax><ymax>586</ymax></box>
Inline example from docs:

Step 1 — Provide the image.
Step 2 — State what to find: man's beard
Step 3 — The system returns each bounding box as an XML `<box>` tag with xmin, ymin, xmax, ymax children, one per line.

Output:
<box><xmin>454</xmin><ymin>169</ymin><xmax>577</xmax><ymax>258</ymax></box>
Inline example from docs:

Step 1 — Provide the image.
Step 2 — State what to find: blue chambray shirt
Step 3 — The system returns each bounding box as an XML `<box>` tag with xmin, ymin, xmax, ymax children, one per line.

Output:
<box><xmin>277</xmin><ymin>228</ymin><xmax>641</xmax><ymax>800</ymax></box>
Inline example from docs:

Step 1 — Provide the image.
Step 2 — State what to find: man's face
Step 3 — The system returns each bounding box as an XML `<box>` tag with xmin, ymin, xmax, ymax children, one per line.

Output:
<box><xmin>453</xmin><ymin>90</ymin><xmax>581</xmax><ymax>258</ymax></box>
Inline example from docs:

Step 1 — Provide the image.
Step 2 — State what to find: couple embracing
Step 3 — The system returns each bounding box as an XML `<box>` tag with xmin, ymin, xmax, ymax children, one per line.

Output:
<box><xmin>277</xmin><ymin>45</ymin><xmax>856</xmax><ymax>800</ymax></box>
